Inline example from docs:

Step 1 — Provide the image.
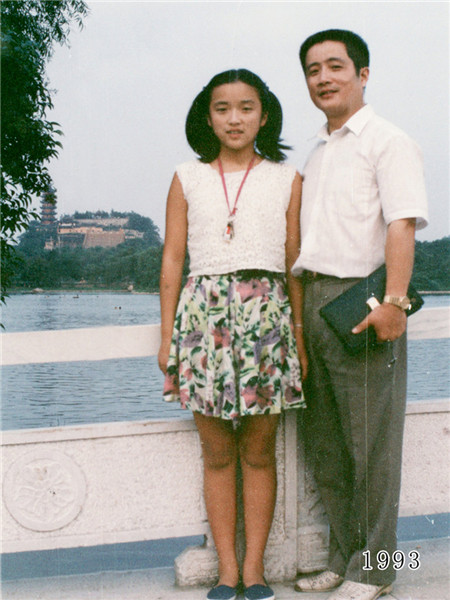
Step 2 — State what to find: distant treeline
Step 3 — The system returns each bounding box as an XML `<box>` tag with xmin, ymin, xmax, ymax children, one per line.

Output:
<box><xmin>12</xmin><ymin>239</ymin><xmax>166</xmax><ymax>291</ymax></box>
<box><xmin>412</xmin><ymin>237</ymin><xmax>449</xmax><ymax>291</ymax></box>
<box><xmin>68</xmin><ymin>210</ymin><xmax>136</xmax><ymax>220</ymax></box>
<box><xmin>12</xmin><ymin>222</ymin><xmax>166</xmax><ymax>291</ymax></box>
<box><xmin>10</xmin><ymin>220</ymin><xmax>450</xmax><ymax>292</ymax></box>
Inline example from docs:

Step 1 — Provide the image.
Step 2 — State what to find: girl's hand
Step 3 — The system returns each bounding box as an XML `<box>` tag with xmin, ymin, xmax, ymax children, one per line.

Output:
<box><xmin>158</xmin><ymin>342</ymin><xmax>171</xmax><ymax>374</ymax></box>
<box><xmin>299</xmin><ymin>351</ymin><xmax>308</xmax><ymax>382</ymax></box>
<box><xmin>294</xmin><ymin>329</ymin><xmax>308</xmax><ymax>381</ymax></box>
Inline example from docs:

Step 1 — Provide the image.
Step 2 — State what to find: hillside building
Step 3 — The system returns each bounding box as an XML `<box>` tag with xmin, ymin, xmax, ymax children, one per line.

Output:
<box><xmin>40</xmin><ymin>204</ymin><xmax>148</xmax><ymax>250</ymax></box>
<box><xmin>82</xmin><ymin>229</ymin><xmax>126</xmax><ymax>248</ymax></box>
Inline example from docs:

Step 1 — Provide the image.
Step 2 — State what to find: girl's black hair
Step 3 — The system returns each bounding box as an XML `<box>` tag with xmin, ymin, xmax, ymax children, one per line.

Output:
<box><xmin>185</xmin><ymin>68</ymin><xmax>291</xmax><ymax>163</ymax></box>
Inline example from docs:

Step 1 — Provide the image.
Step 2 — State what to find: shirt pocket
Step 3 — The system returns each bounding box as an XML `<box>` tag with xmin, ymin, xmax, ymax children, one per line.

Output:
<box><xmin>328</xmin><ymin>153</ymin><xmax>376</xmax><ymax>221</ymax></box>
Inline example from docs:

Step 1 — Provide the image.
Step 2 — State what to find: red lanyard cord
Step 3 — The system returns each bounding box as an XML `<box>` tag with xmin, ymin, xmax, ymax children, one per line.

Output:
<box><xmin>217</xmin><ymin>155</ymin><xmax>256</xmax><ymax>218</ymax></box>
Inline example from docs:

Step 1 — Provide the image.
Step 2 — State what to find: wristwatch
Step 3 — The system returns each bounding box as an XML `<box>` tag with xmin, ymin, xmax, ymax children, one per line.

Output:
<box><xmin>383</xmin><ymin>294</ymin><xmax>411</xmax><ymax>311</ymax></box>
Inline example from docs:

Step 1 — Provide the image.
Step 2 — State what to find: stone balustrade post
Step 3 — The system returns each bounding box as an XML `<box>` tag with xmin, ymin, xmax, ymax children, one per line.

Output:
<box><xmin>296</xmin><ymin>413</ymin><xmax>329</xmax><ymax>573</ymax></box>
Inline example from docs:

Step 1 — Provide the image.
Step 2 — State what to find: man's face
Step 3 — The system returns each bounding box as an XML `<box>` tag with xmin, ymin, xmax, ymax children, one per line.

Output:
<box><xmin>304</xmin><ymin>40</ymin><xmax>369</xmax><ymax>128</ymax></box>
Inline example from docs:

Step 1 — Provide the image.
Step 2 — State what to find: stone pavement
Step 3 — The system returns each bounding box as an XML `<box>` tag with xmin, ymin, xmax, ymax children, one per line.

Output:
<box><xmin>2</xmin><ymin>538</ymin><xmax>449</xmax><ymax>600</ymax></box>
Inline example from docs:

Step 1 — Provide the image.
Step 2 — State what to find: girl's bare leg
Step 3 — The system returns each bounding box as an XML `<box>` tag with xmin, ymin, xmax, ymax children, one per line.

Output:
<box><xmin>193</xmin><ymin>412</ymin><xmax>240</xmax><ymax>587</ymax></box>
<box><xmin>238</xmin><ymin>413</ymin><xmax>280</xmax><ymax>588</ymax></box>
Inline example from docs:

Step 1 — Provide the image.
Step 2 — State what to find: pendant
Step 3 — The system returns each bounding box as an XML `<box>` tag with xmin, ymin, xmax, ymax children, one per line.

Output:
<box><xmin>223</xmin><ymin>221</ymin><xmax>234</xmax><ymax>242</ymax></box>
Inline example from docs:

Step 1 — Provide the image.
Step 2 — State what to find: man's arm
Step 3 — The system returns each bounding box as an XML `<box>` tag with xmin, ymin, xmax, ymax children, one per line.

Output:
<box><xmin>352</xmin><ymin>218</ymin><xmax>416</xmax><ymax>341</ymax></box>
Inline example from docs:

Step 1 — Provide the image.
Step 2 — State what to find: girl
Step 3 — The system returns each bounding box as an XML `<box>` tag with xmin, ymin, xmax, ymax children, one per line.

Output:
<box><xmin>158</xmin><ymin>69</ymin><xmax>307</xmax><ymax>600</ymax></box>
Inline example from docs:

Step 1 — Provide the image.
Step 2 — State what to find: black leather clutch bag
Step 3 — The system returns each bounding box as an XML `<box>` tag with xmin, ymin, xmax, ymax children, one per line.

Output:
<box><xmin>319</xmin><ymin>265</ymin><xmax>424</xmax><ymax>355</ymax></box>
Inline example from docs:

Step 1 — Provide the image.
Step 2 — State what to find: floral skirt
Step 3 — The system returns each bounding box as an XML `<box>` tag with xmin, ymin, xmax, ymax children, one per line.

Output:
<box><xmin>163</xmin><ymin>271</ymin><xmax>305</xmax><ymax>420</ymax></box>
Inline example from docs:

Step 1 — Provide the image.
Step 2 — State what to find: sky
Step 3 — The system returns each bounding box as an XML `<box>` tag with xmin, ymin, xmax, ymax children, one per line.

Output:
<box><xmin>45</xmin><ymin>1</ymin><xmax>449</xmax><ymax>242</ymax></box>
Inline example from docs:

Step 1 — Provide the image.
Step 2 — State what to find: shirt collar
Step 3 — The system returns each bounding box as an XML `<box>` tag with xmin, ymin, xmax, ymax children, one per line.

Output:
<box><xmin>317</xmin><ymin>104</ymin><xmax>375</xmax><ymax>140</ymax></box>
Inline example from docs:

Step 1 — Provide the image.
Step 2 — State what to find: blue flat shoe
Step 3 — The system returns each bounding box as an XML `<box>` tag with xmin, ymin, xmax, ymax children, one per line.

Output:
<box><xmin>244</xmin><ymin>582</ymin><xmax>275</xmax><ymax>600</ymax></box>
<box><xmin>206</xmin><ymin>583</ymin><xmax>237</xmax><ymax>600</ymax></box>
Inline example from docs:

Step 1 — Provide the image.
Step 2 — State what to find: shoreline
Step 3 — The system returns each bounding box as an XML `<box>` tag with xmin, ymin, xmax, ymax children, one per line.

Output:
<box><xmin>8</xmin><ymin>288</ymin><xmax>450</xmax><ymax>296</ymax></box>
<box><xmin>418</xmin><ymin>290</ymin><xmax>450</xmax><ymax>295</ymax></box>
<box><xmin>8</xmin><ymin>288</ymin><xmax>159</xmax><ymax>296</ymax></box>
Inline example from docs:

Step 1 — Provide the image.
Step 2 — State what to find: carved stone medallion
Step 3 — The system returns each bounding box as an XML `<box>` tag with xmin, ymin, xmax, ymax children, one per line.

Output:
<box><xmin>3</xmin><ymin>450</ymin><xmax>86</xmax><ymax>532</ymax></box>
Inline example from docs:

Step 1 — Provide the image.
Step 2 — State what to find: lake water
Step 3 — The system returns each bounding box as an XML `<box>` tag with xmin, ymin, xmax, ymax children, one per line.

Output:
<box><xmin>1</xmin><ymin>292</ymin><xmax>449</xmax><ymax>431</ymax></box>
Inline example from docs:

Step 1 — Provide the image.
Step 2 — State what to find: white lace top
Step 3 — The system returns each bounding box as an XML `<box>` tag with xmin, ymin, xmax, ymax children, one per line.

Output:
<box><xmin>176</xmin><ymin>159</ymin><xmax>297</xmax><ymax>276</ymax></box>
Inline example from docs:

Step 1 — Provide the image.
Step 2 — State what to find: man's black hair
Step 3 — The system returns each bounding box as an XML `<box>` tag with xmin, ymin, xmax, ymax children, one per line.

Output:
<box><xmin>300</xmin><ymin>29</ymin><xmax>370</xmax><ymax>74</ymax></box>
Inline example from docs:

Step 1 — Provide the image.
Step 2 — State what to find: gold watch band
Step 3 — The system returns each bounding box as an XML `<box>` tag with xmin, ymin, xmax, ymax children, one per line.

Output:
<box><xmin>383</xmin><ymin>294</ymin><xmax>411</xmax><ymax>311</ymax></box>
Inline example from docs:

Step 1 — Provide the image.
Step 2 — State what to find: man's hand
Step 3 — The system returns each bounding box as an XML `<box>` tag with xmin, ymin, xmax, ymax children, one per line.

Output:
<box><xmin>352</xmin><ymin>303</ymin><xmax>407</xmax><ymax>342</ymax></box>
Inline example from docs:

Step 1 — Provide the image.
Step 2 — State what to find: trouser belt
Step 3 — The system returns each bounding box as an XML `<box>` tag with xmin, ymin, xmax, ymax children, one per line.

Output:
<box><xmin>302</xmin><ymin>270</ymin><xmax>340</xmax><ymax>282</ymax></box>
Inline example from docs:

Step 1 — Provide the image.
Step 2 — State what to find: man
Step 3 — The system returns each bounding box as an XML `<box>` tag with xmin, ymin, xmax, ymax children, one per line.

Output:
<box><xmin>292</xmin><ymin>30</ymin><xmax>428</xmax><ymax>600</ymax></box>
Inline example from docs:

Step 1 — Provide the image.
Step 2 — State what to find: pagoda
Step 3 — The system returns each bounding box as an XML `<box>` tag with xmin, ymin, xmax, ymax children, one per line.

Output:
<box><xmin>40</xmin><ymin>188</ymin><xmax>57</xmax><ymax>226</ymax></box>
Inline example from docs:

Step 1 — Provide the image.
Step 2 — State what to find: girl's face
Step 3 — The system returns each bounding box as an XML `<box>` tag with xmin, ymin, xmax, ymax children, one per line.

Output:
<box><xmin>207</xmin><ymin>81</ymin><xmax>267</xmax><ymax>154</ymax></box>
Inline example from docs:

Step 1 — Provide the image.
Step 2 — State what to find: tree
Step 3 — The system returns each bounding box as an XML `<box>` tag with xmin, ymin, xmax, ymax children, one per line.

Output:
<box><xmin>1</xmin><ymin>0</ymin><xmax>89</xmax><ymax>302</ymax></box>
<box><xmin>127</xmin><ymin>212</ymin><xmax>162</xmax><ymax>245</ymax></box>
<box><xmin>413</xmin><ymin>238</ymin><xmax>450</xmax><ymax>291</ymax></box>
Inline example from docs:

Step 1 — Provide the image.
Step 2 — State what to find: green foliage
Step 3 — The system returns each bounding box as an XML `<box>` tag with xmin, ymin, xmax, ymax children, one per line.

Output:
<box><xmin>11</xmin><ymin>224</ymin><xmax>449</xmax><ymax>294</ymax></box>
<box><xmin>14</xmin><ymin>221</ymin><xmax>48</xmax><ymax>255</ymax></box>
<box><xmin>12</xmin><ymin>243</ymin><xmax>165</xmax><ymax>292</ymax></box>
<box><xmin>12</xmin><ymin>221</ymin><xmax>167</xmax><ymax>292</ymax></box>
<box><xmin>1</xmin><ymin>0</ymin><xmax>89</xmax><ymax>302</ymax></box>
<box><xmin>72</xmin><ymin>210</ymin><xmax>113</xmax><ymax>219</ymax></box>
<box><xmin>412</xmin><ymin>237</ymin><xmax>450</xmax><ymax>291</ymax></box>
<box><xmin>127</xmin><ymin>211</ymin><xmax>159</xmax><ymax>235</ymax></box>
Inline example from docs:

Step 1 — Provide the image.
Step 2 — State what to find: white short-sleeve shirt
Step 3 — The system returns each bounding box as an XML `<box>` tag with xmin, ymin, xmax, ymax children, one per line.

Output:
<box><xmin>292</xmin><ymin>105</ymin><xmax>428</xmax><ymax>278</ymax></box>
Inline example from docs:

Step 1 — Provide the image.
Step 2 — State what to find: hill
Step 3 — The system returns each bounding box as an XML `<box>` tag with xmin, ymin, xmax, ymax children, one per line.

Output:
<box><xmin>12</xmin><ymin>211</ymin><xmax>166</xmax><ymax>292</ymax></box>
<box><xmin>10</xmin><ymin>221</ymin><xmax>450</xmax><ymax>293</ymax></box>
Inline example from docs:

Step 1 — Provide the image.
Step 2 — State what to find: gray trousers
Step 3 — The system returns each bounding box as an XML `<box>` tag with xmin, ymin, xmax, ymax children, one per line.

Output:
<box><xmin>302</xmin><ymin>276</ymin><xmax>407</xmax><ymax>585</ymax></box>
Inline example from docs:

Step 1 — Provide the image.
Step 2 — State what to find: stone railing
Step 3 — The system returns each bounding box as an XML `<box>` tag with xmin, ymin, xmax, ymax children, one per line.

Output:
<box><xmin>1</xmin><ymin>307</ymin><xmax>449</xmax><ymax>585</ymax></box>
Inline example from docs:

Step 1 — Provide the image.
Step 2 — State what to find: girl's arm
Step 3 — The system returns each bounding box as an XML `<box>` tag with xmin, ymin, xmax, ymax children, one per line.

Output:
<box><xmin>285</xmin><ymin>171</ymin><xmax>308</xmax><ymax>380</ymax></box>
<box><xmin>158</xmin><ymin>173</ymin><xmax>188</xmax><ymax>373</ymax></box>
